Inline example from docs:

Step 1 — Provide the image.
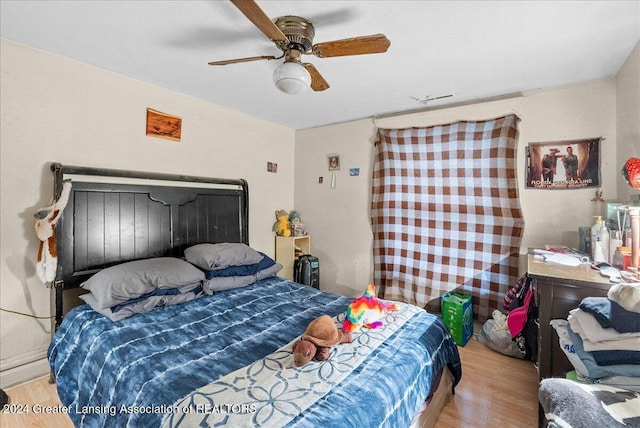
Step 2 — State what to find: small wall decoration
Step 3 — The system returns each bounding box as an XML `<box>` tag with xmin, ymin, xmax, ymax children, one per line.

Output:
<box><xmin>349</xmin><ymin>168</ymin><xmax>360</xmax><ymax>176</ymax></box>
<box><xmin>267</xmin><ymin>162</ymin><xmax>278</xmax><ymax>173</ymax></box>
<box><xmin>591</xmin><ymin>189</ymin><xmax>605</xmax><ymax>202</ymax></box>
<box><xmin>328</xmin><ymin>154</ymin><xmax>340</xmax><ymax>171</ymax></box>
<box><xmin>146</xmin><ymin>108</ymin><xmax>182</xmax><ymax>141</ymax></box>
<box><xmin>525</xmin><ymin>138</ymin><xmax>601</xmax><ymax>189</ymax></box>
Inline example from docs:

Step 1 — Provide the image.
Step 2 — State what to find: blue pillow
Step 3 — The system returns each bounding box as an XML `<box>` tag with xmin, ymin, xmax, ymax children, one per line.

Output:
<box><xmin>204</xmin><ymin>252</ymin><xmax>276</xmax><ymax>279</ymax></box>
<box><xmin>110</xmin><ymin>284</ymin><xmax>202</xmax><ymax>313</ymax></box>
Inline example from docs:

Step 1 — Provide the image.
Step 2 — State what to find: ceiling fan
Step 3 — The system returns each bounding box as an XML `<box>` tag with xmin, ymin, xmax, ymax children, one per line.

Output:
<box><xmin>209</xmin><ymin>0</ymin><xmax>391</xmax><ymax>95</ymax></box>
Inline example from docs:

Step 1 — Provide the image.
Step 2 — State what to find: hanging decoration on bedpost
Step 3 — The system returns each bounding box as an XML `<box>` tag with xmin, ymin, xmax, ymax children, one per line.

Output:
<box><xmin>34</xmin><ymin>181</ymin><xmax>72</xmax><ymax>284</ymax></box>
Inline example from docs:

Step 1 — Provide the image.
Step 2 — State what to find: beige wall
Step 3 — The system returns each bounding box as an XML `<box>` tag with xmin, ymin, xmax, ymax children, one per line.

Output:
<box><xmin>0</xmin><ymin>39</ymin><xmax>295</xmax><ymax>387</ymax></box>
<box><xmin>295</xmin><ymin>79</ymin><xmax>621</xmax><ymax>297</ymax></box>
<box><xmin>616</xmin><ymin>41</ymin><xmax>640</xmax><ymax>203</ymax></box>
<box><xmin>1</xmin><ymin>38</ymin><xmax>637</xmax><ymax>388</ymax></box>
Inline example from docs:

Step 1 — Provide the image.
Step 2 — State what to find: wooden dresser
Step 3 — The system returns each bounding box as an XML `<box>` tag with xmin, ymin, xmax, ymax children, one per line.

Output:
<box><xmin>528</xmin><ymin>254</ymin><xmax>612</xmax><ymax>425</ymax></box>
<box><xmin>529</xmin><ymin>254</ymin><xmax>612</xmax><ymax>379</ymax></box>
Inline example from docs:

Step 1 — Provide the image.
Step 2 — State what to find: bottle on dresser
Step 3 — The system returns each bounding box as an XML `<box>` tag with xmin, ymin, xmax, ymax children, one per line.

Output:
<box><xmin>591</xmin><ymin>216</ymin><xmax>609</xmax><ymax>264</ymax></box>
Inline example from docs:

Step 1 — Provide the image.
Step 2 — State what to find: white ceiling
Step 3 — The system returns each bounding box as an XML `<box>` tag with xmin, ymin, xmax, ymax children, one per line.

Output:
<box><xmin>1</xmin><ymin>1</ymin><xmax>638</xmax><ymax>130</ymax></box>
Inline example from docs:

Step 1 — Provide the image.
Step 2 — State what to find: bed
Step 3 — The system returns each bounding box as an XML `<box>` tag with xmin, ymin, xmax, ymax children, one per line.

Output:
<box><xmin>46</xmin><ymin>163</ymin><xmax>462</xmax><ymax>427</ymax></box>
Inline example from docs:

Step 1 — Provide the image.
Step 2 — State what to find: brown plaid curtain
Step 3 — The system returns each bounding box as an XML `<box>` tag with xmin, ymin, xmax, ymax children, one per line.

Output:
<box><xmin>371</xmin><ymin>115</ymin><xmax>524</xmax><ymax>321</ymax></box>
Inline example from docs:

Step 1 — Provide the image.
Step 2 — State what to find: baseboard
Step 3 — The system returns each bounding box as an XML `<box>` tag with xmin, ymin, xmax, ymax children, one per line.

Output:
<box><xmin>0</xmin><ymin>357</ymin><xmax>51</xmax><ymax>389</ymax></box>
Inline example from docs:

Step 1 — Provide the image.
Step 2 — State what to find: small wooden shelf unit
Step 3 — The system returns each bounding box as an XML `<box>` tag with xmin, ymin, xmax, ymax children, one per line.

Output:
<box><xmin>275</xmin><ymin>235</ymin><xmax>311</xmax><ymax>281</ymax></box>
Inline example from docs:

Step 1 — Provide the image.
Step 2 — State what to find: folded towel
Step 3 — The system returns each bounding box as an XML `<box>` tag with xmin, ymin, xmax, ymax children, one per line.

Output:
<box><xmin>591</xmin><ymin>348</ymin><xmax>640</xmax><ymax>366</ymax></box>
<box><xmin>568</xmin><ymin>308</ymin><xmax>640</xmax><ymax>343</ymax></box>
<box><xmin>595</xmin><ymin>375</ymin><xmax>640</xmax><ymax>393</ymax></box>
<box><xmin>608</xmin><ymin>282</ymin><xmax>640</xmax><ymax>313</ymax></box>
<box><xmin>567</xmin><ymin>325</ymin><xmax>640</xmax><ymax>379</ymax></box>
<box><xmin>580</xmin><ymin>297</ymin><xmax>640</xmax><ymax>333</ymax></box>
<box><xmin>550</xmin><ymin>319</ymin><xmax>589</xmax><ymax>378</ymax></box>
<box><xmin>581</xmin><ymin>334</ymin><xmax>640</xmax><ymax>352</ymax></box>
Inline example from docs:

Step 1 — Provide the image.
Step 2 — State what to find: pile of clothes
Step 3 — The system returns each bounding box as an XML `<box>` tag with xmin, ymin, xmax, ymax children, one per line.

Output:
<box><xmin>552</xmin><ymin>281</ymin><xmax>640</xmax><ymax>391</ymax></box>
<box><xmin>478</xmin><ymin>273</ymin><xmax>539</xmax><ymax>360</ymax></box>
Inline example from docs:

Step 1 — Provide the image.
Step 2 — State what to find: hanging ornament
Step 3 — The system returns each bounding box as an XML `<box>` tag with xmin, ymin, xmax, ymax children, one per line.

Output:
<box><xmin>621</xmin><ymin>157</ymin><xmax>640</xmax><ymax>189</ymax></box>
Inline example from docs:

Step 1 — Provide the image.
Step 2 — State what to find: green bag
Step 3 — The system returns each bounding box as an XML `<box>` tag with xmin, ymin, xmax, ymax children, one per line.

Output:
<box><xmin>441</xmin><ymin>293</ymin><xmax>473</xmax><ymax>346</ymax></box>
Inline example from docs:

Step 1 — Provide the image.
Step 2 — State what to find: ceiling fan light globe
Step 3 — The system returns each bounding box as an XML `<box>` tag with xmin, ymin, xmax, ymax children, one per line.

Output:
<box><xmin>273</xmin><ymin>61</ymin><xmax>311</xmax><ymax>95</ymax></box>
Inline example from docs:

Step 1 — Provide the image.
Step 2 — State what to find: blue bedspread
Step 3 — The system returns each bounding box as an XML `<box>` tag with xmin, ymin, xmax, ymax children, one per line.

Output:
<box><xmin>48</xmin><ymin>277</ymin><xmax>461</xmax><ymax>427</ymax></box>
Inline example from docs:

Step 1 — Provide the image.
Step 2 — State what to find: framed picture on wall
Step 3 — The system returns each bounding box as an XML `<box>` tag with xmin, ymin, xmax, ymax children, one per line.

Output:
<box><xmin>328</xmin><ymin>154</ymin><xmax>340</xmax><ymax>171</ymax></box>
<box><xmin>146</xmin><ymin>108</ymin><xmax>182</xmax><ymax>142</ymax></box>
<box><xmin>525</xmin><ymin>138</ymin><xmax>601</xmax><ymax>189</ymax></box>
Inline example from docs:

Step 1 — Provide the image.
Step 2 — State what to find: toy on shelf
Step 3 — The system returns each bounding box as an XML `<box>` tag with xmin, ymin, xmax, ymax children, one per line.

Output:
<box><xmin>289</xmin><ymin>210</ymin><xmax>306</xmax><ymax>236</ymax></box>
<box><xmin>273</xmin><ymin>209</ymin><xmax>291</xmax><ymax>237</ymax></box>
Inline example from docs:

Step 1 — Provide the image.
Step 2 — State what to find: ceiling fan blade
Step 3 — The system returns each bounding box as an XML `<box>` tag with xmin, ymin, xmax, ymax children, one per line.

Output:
<box><xmin>307</xmin><ymin>8</ymin><xmax>358</xmax><ymax>27</ymax></box>
<box><xmin>229</xmin><ymin>0</ymin><xmax>289</xmax><ymax>43</ymax></box>
<box><xmin>208</xmin><ymin>55</ymin><xmax>277</xmax><ymax>66</ymax></box>
<box><xmin>312</xmin><ymin>34</ymin><xmax>390</xmax><ymax>58</ymax></box>
<box><xmin>303</xmin><ymin>63</ymin><xmax>330</xmax><ymax>92</ymax></box>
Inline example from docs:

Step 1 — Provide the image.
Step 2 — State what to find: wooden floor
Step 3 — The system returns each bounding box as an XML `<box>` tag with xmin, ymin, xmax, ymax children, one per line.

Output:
<box><xmin>435</xmin><ymin>337</ymin><xmax>539</xmax><ymax>428</ymax></box>
<box><xmin>2</xmin><ymin>336</ymin><xmax>538</xmax><ymax>428</ymax></box>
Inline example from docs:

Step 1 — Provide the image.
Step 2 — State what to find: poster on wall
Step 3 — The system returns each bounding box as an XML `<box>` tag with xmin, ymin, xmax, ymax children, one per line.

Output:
<box><xmin>525</xmin><ymin>138</ymin><xmax>601</xmax><ymax>189</ymax></box>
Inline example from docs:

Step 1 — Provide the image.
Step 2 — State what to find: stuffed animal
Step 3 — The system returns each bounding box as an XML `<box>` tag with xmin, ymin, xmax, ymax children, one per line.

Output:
<box><xmin>289</xmin><ymin>210</ymin><xmax>302</xmax><ymax>224</ymax></box>
<box><xmin>342</xmin><ymin>284</ymin><xmax>399</xmax><ymax>333</ymax></box>
<box><xmin>34</xmin><ymin>180</ymin><xmax>72</xmax><ymax>284</ymax></box>
<box><xmin>292</xmin><ymin>315</ymin><xmax>353</xmax><ymax>367</ymax></box>
<box><xmin>272</xmin><ymin>209</ymin><xmax>291</xmax><ymax>237</ymax></box>
<box><xmin>288</xmin><ymin>210</ymin><xmax>305</xmax><ymax>236</ymax></box>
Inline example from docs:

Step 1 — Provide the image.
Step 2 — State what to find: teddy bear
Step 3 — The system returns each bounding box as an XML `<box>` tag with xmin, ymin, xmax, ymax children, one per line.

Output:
<box><xmin>292</xmin><ymin>315</ymin><xmax>353</xmax><ymax>367</ymax></box>
<box><xmin>342</xmin><ymin>283</ymin><xmax>399</xmax><ymax>333</ymax></box>
<box><xmin>272</xmin><ymin>209</ymin><xmax>291</xmax><ymax>237</ymax></box>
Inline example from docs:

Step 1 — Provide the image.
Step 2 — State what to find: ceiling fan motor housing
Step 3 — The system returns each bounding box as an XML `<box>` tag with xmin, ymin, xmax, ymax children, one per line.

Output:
<box><xmin>274</xmin><ymin>16</ymin><xmax>315</xmax><ymax>54</ymax></box>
